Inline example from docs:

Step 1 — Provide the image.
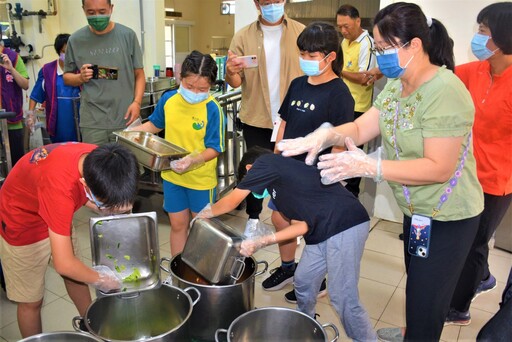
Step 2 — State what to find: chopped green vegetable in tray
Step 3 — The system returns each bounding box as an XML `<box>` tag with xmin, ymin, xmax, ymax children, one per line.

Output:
<box><xmin>124</xmin><ymin>255</ymin><xmax>131</xmax><ymax>260</ymax></box>
<box><xmin>106</xmin><ymin>254</ymin><xmax>114</xmax><ymax>260</ymax></box>
<box><xmin>123</xmin><ymin>268</ymin><xmax>142</xmax><ymax>282</ymax></box>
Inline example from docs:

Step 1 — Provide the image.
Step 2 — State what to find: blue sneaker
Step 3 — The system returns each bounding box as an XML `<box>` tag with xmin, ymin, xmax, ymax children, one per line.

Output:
<box><xmin>472</xmin><ymin>274</ymin><xmax>497</xmax><ymax>301</ymax></box>
<box><xmin>445</xmin><ymin>308</ymin><xmax>471</xmax><ymax>326</ymax></box>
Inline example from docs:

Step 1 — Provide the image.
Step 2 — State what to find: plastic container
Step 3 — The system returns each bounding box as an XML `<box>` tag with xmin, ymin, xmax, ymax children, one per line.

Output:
<box><xmin>153</xmin><ymin>64</ymin><xmax>160</xmax><ymax>77</ymax></box>
<box><xmin>166</xmin><ymin>67</ymin><xmax>174</xmax><ymax>77</ymax></box>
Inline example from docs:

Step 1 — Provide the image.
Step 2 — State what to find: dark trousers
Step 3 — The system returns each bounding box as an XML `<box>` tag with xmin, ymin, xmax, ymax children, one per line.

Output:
<box><xmin>242</xmin><ymin>124</ymin><xmax>274</xmax><ymax>219</ymax></box>
<box><xmin>477</xmin><ymin>267</ymin><xmax>512</xmax><ymax>341</ymax></box>
<box><xmin>343</xmin><ymin>111</ymin><xmax>364</xmax><ymax>197</ymax></box>
<box><xmin>402</xmin><ymin>214</ymin><xmax>480</xmax><ymax>341</ymax></box>
<box><xmin>8</xmin><ymin>128</ymin><xmax>24</xmax><ymax>167</ymax></box>
<box><xmin>451</xmin><ymin>193</ymin><xmax>512</xmax><ymax>312</ymax></box>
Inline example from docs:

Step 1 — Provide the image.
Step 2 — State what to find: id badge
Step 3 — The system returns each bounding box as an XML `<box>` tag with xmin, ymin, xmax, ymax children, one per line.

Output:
<box><xmin>408</xmin><ymin>214</ymin><xmax>432</xmax><ymax>258</ymax></box>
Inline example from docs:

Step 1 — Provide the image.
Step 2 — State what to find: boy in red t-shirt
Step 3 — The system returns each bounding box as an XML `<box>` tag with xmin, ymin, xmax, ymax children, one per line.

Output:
<box><xmin>0</xmin><ymin>142</ymin><xmax>139</xmax><ymax>338</ymax></box>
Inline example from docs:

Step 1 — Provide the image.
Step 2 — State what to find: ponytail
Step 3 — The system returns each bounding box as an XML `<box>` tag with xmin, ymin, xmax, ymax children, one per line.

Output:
<box><xmin>374</xmin><ymin>2</ymin><xmax>455</xmax><ymax>71</ymax></box>
<box><xmin>427</xmin><ymin>19</ymin><xmax>455</xmax><ymax>72</ymax></box>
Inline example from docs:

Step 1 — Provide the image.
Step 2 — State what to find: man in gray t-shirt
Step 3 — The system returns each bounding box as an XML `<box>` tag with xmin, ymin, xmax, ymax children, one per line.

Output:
<box><xmin>64</xmin><ymin>0</ymin><xmax>145</xmax><ymax>145</ymax></box>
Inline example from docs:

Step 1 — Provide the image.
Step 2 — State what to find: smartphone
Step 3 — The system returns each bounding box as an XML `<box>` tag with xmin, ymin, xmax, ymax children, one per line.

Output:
<box><xmin>407</xmin><ymin>214</ymin><xmax>432</xmax><ymax>258</ymax></box>
<box><xmin>237</xmin><ymin>55</ymin><xmax>258</xmax><ymax>69</ymax></box>
<box><xmin>88</xmin><ymin>65</ymin><xmax>119</xmax><ymax>80</ymax></box>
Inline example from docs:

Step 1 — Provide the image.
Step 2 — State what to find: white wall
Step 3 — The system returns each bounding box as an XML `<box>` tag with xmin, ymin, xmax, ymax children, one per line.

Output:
<box><xmin>379</xmin><ymin>0</ymin><xmax>496</xmax><ymax>65</ymax></box>
<box><xmin>235</xmin><ymin>0</ymin><xmax>258</xmax><ymax>32</ymax></box>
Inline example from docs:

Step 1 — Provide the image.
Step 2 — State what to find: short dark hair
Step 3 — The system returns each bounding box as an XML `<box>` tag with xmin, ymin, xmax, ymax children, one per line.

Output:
<box><xmin>297</xmin><ymin>22</ymin><xmax>344</xmax><ymax>76</ymax></box>
<box><xmin>373</xmin><ymin>2</ymin><xmax>455</xmax><ymax>71</ymax></box>
<box><xmin>237</xmin><ymin>146</ymin><xmax>272</xmax><ymax>181</ymax></box>
<box><xmin>54</xmin><ymin>34</ymin><xmax>70</xmax><ymax>55</ymax></box>
<box><xmin>336</xmin><ymin>4</ymin><xmax>360</xmax><ymax>19</ymax></box>
<box><xmin>82</xmin><ymin>0</ymin><xmax>111</xmax><ymax>6</ymax></box>
<box><xmin>180</xmin><ymin>50</ymin><xmax>218</xmax><ymax>85</ymax></box>
<box><xmin>83</xmin><ymin>143</ymin><xmax>139</xmax><ymax>209</ymax></box>
<box><xmin>477</xmin><ymin>2</ymin><xmax>512</xmax><ymax>54</ymax></box>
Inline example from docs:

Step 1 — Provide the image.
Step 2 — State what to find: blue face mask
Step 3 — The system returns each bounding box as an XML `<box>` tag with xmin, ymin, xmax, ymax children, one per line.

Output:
<box><xmin>252</xmin><ymin>188</ymin><xmax>270</xmax><ymax>199</ymax></box>
<box><xmin>299</xmin><ymin>54</ymin><xmax>330</xmax><ymax>77</ymax></box>
<box><xmin>471</xmin><ymin>33</ymin><xmax>498</xmax><ymax>61</ymax></box>
<box><xmin>376</xmin><ymin>47</ymin><xmax>414</xmax><ymax>79</ymax></box>
<box><xmin>260</xmin><ymin>3</ymin><xmax>285</xmax><ymax>24</ymax></box>
<box><xmin>179</xmin><ymin>85</ymin><xmax>209</xmax><ymax>104</ymax></box>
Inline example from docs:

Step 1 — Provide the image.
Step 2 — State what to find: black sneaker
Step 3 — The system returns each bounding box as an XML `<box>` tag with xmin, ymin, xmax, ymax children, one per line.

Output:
<box><xmin>262</xmin><ymin>264</ymin><xmax>296</xmax><ymax>291</ymax></box>
<box><xmin>285</xmin><ymin>278</ymin><xmax>327</xmax><ymax>304</ymax></box>
<box><xmin>444</xmin><ymin>308</ymin><xmax>471</xmax><ymax>326</ymax></box>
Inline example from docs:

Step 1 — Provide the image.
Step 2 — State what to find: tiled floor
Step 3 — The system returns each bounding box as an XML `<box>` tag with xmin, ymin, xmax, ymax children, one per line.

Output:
<box><xmin>1</xmin><ymin>192</ymin><xmax>511</xmax><ymax>341</ymax></box>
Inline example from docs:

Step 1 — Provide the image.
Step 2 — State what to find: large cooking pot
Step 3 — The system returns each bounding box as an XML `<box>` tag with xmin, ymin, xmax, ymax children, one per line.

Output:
<box><xmin>160</xmin><ymin>254</ymin><xmax>268</xmax><ymax>341</ymax></box>
<box><xmin>73</xmin><ymin>284</ymin><xmax>200</xmax><ymax>341</ymax></box>
<box><xmin>19</xmin><ymin>331</ymin><xmax>103</xmax><ymax>341</ymax></box>
<box><xmin>215</xmin><ymin>307</ymin><xmax>339</xmax><ymax>342</ymax></box>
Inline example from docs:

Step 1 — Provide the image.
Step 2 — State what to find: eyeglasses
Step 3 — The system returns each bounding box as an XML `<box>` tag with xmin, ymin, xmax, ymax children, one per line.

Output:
<box><xmin>259</xmin><ymin>0</ymin><xmax>285</xmax><ymax>6</ymax></box>
<box><xmin>371</xmin><ymin>41</ymin><xmax>410</xmax><ymax>55</ymax></box>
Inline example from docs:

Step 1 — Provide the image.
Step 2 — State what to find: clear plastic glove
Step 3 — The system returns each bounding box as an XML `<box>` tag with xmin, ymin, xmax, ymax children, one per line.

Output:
<box><xmin>170</xmin><ymin>151</ymin><xmax>205</xmax><ymax>174</ymax></box>
<box><xmin>317</xmin><ymin>137</ymin><xmax>382</xmax><ymax>185</ymax></box>
<box><xmin>277</xmin><ymin>122</ymin><xmax>344</xmax><ymax>165</ymax></box>
<box><xmin>240</xmin><ymin>233</ymin><xmax>276</xmax><ymax>257</ymax></box>
<box><xmin>24</xmin><ymin>110</ymin><xmax>36</xmax><ymax>134</ymax></box>
<box><xmin>125</xmin><ymin>117</ymin><xmax>142</xmax><ymax>131</ymax></box>
<box><xmin>196</xmin><ymin>203</ymin><xmax>214</xmax><ymax>219</ymax></box>
<box><xmin>91</xmin><ymin>265</ymin><xmax>122</xmax><ymax>293</ymax></box>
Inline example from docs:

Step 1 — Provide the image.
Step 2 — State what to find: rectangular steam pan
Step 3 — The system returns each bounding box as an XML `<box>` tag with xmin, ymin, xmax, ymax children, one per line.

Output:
<box><xmin>89</xmin><ymin>211</ymin><xmax>160</xmax><ymax>295</ymax></box>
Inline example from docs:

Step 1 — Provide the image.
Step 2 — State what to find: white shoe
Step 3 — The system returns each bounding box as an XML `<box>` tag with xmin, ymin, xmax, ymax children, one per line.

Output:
<box><xmin>244</xmin><ymin>218</ymin><xmax>259</xmax><ymax>238</ymax></box>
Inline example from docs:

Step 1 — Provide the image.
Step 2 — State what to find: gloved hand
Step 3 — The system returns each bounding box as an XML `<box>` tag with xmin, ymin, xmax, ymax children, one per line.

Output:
<box><xmin>196</xmin><ymin>203</ymin><xmax>214</xmax><ymax>219</ymax></box>
<box><xmin>277</xmin><ymin>122</ymin><xmax>344</xmax><ymax>165</ymax></box>
<box><xmin>317</xmin><ymin>137</ymin><xmax>383</xmax><ymax>185</ymax></box>
<box><xmin>24</xmin><ymin>110</ymin><xmax>36</xmax><ymax>134</ymax></box>
<box><xmin>125</xmin><ymin>117</ymin><xmax>142</xmax><ymax>131</ymax></box>
<box><xmin>91</xmin><ymin>265</ymin><xmax>122</xmax><ymax>293</ymax></box>
<box><xmin>170</xmin><ymin>151</ymin><xmax>205</xmax><ymax>174</ymax></box>
<box><xmin>239</xmin><ymin>233</ymin><xmax>276</xmax><ymax>257</ymax></box>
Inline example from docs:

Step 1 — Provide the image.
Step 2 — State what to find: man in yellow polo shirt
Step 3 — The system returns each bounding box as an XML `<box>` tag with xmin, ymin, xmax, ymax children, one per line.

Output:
<box><xmin>336</xmin><ymin>4</ymin><xmax>376</xmax><ymax>197</ymax></box>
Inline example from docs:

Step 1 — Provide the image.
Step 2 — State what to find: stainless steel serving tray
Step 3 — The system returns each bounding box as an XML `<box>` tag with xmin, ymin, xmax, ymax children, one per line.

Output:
<box><xmin>114</xmin><ymin>131</ymin><xmax>189</xmax><ymax>171</ymax></box>
<box><xmin>144</xmin><ymin>77</ymin><xmax>177</xmax><ymax>92</ymax></box>
<box><xmin>89</xmin><ymin>211</ymin><xmax>160</xmax><ymax>296</ymax></box>
<box><xmin>182</xmin><ymin>218</ymin><xmax>245</xmax><ymax>284</ymax></box>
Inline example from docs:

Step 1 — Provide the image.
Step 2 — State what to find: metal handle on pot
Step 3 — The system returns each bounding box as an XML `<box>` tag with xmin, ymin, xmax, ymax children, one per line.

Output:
<box><xmin>255</xmin><ymin>260</ymin><xmax>269</xmax><ymax>277</ymax></box>
<box><xmin>160</xmin><ymin>257</ymin><xmax>172</xmax><ymax>273</ymax></box>
<box><xmin>215</xmin><ymin>328</ymin><xmax>228</xmax><ymax>342</ymax></box>
<box><xmin>229</xmin><ymin>257</ymin><xmax>246</xmax><ymax>282</ymax></box>
<box><xmin>183</xmin><ymin>286</ymin><xmax>201</xmax><ymax>306</ymax></box>
<box><xmin>322</xmin><ymin>322</ymin><xmax>340</xmax><ymax>342</ymax></box>
<box><xmin>72</xmin><ymin>316</ymin><xmax>85</xmax><ymax>332</ymax></box>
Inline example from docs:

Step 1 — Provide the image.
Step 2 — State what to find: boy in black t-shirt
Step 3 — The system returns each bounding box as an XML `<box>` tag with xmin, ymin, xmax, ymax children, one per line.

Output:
<box><xmin>197</xmin><ymin>147</ymin><xmax>377</xmax><ymax>341</ymax></box>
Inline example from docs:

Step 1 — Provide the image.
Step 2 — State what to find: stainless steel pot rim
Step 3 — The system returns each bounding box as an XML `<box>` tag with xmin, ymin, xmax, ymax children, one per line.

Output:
<box><xmin>83</xmin><ymin>284</ymin><xmax>197</xmax><ymax>341</ymax></box>
<box><xmin>162</xmin><ymin>255</ymin><xmax>267</xmax><ymax>288</ymax></box>
<box><xmin>19</xmin><ymin>331</ymin><xmax>103</xmax><ymax>342</ymax></box>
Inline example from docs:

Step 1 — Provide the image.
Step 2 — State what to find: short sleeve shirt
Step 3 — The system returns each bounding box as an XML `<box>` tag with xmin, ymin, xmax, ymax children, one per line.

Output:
<box><xmin>279</xmin><ymin>76</ymin><xmax>354</xmax><ymax>162</ymax></box>
<box><xmin>373</xmin><ymin>66</ymin><xmax>483</xmax><ymax>221</ymax></box>
<box><xmin>65</xmin><ymin>24</ymin><xmax>143</xmax><ymax>129</ymax></box>
<box><xmin>0</xmin><ymin>143</ymin><xmax>94</xmax><ymax>246</ymax></box>
<box><xmin>237</xmin><ymin>154</ymin><xmax>369</xmax><ymax>244</ymax></box>
<box><xmin>149</xmin><ymin>90</ymin><xmax>226</xmax><ymax>190</ymax></box>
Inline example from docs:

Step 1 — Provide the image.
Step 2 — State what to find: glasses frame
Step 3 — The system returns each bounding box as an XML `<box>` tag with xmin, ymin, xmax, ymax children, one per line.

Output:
<box><xmin>371</xmin><ymin>41</ymin><xmax>410</xmax><ymax>55</ymax></box>
<box><xmin>259</xmin><ymin>0</ymin><xmax>285</xmax><ymax>6</ymax></box>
